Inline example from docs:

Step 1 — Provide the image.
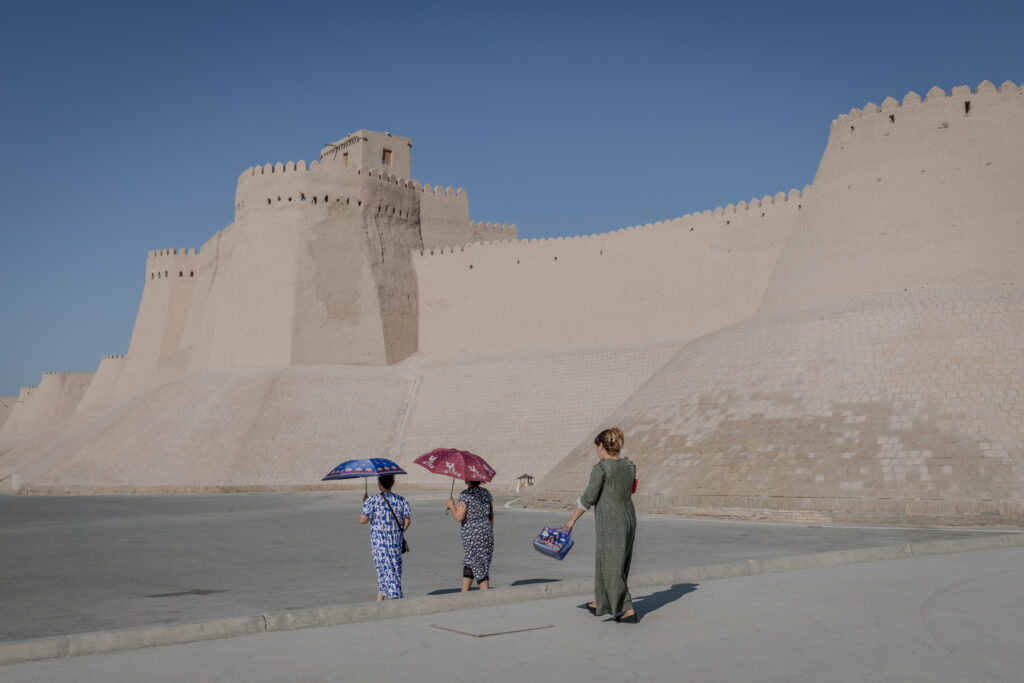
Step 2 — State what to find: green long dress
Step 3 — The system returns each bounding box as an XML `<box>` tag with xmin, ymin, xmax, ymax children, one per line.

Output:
<box><xmin>578</xmin><ymin>457</ymin><xmax>636</xmax><ymax>616</ymax></box>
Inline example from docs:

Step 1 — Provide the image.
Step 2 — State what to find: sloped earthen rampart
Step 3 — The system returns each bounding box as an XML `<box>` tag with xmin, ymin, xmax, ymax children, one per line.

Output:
<box><xmin>0</xmin><ymin>386</ymin><xmax>35</xmax><ymax>437</ymax></box>
<box><xmin>524</xmin><ymin>284</ymin><xmax>1024</xmax><ymax>525</ymax></box>
<box><xmin>0</xmin><ymin>372</ymin><xmax>94</xmax><ymax>437</ymax></box>
<box><xmin>76</xmin><ymin>355</ymin><xmax>127</xmax><ymax>413</ymax></box>
<box><xmin>0</xmin><ymin>343</ymin><xmax>679</xmax><ymax>491</ymax></box>
<box><xmin>0</xmin><ymin>396</ymin><xmax>15</xmax><ymax>431</ymax></box>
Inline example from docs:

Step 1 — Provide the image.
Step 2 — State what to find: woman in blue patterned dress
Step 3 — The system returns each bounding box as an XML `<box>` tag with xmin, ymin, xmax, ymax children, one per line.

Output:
<box><xmin>446</xmin><ymin>480</ymin><xmax>494</xmax><ymax>591</ymax></box>
<box><xmin>360</xmin><ymin>475</ymin><xmax>411</xmax><ymax>600</ymax></box>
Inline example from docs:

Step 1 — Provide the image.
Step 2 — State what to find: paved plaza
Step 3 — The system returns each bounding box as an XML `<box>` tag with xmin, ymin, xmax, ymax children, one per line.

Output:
<box><xmin>0</xmin><ymin>491</ymin><xmax>1006</xmax><ymax>642</ymax></box>
<box><xmin>4</xmin><ymin>543</ymin><xmax>1024</xmax><ymax>682</ymax></box>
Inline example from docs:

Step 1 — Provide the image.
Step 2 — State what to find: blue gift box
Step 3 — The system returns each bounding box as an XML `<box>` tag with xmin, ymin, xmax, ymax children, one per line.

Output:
<box><xmin>533</xmin><ymin>526</ymin><xmax>574</xmax><ymax>560</ymax></box>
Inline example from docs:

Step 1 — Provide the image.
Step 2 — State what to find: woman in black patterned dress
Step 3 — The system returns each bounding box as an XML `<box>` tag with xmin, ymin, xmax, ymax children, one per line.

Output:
<box><xmin>446</xmin><ymin>480</ymin><xmax>494</xmax><ymax>591</ymax></box>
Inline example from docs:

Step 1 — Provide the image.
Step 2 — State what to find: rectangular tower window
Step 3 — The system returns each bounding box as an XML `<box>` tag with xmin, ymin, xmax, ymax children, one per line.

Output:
<box><xmin>342</xmin><ymin>152</ymin><xmax>349</xmax><ymax>167</ymax></box>
<box><xmin>382</xmin><ymin>149</ymin><xmax>392</xmax><ymax>165</ymax></box>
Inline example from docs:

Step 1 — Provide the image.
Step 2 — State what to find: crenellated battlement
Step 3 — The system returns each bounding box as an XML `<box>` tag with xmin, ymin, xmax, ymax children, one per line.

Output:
<box><xmin>759</xmin><ymin>79</ymin><xmax>1024</xmax><ymax>314</ymax></box>
<box><xmin>831</xmin><ymin>80</ymin><xmax>1022</xmax><ymax>129</ymax></box>
<box><xmin>41</xmin><ymin>371</ymin><xmax>94</xmax><ymax>377</ymax></box>
<box><xmin>236</xmin><ymin>160</ymin><xmax>465</xmax><ymax>197</ymax></box>
<box><xmin>416</xmin><ymin>186</ymin><xmax>807</xmax><ymax>257</ymax></box>
<box><xmin>102</xmin><ymin>354</ymin><xmax>126</xmax><ymax>360</ymax></box>
<box><xmin>234</xmin><ymin>160</ymin><xmax>467</xmax><ymax>217</ymax></box>
<box><xmin>470</xmin><ymin>221</ymin><xmax>518</xmax><ymax>242</ymax></box>
<box><xmin>146</xmin><ymin>247</ymin><xmax>201</xmax><ymax>282</ymax></box>
<box><xmin>148</xmin><ymin>247</ymin><xmax>197</xmax><ymax>259</ymax></box>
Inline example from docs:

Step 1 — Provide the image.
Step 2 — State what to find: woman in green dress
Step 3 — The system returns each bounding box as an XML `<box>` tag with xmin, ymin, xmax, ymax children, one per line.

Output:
<box><xmin>564</xmin><ymin>427</ymin><xmax>638</xmax><ymax>623</ymax></box>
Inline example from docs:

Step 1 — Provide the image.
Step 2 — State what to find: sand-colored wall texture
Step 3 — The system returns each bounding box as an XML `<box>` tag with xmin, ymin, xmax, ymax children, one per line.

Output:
<box><xmin>0</xmin><ymin>344</ymin><xmax>677</xmax><ymax>492</ymax></box>
<box><xmin>0</xmin><ymin>397</ymin><xmax>15</xmax><ymax>431</ymax></box>
<box><xmin>415</xmin><ymin>189</ymin><xmax>802</xmax><ymax>354</ymax></box>
<box><xmin>760</xmin><ymin>81</ymin><xmax>1024</xmax><ymax>313</ymax></box>
<box><xmin>0</xmin><ymin>386</ymin><xmax>35</xmax><ymax>436</ymax></box>
<box><xmin>395</xmin><ymin>342</ymin><xmax>682</xmax><ymax>489</ymax></box>
<box><xmin>76</xmin><ymin>355</ymin><xmax>127</xmax><ymax>413</ymax></box>
<box><xmin>0</xmin><ymin>373</ymin><xmax>93</xmax><ymax>437</ymax></box>
<box><xmin>524</xmin><ymin>284</ymin><xmax>1024</xmax><ymax>525</ymax></box>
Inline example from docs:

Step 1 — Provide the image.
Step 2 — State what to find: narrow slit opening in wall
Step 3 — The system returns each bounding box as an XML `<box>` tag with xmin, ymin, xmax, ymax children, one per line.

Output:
<box><xmin>964</xmin><ymin>101</ymin><xmax>971</xmax><ymax>115</ymax></box>
<box><xmin>889</xmin><ymin>114</ymin><xmax>895</xmax><ymax>123</ymax></box>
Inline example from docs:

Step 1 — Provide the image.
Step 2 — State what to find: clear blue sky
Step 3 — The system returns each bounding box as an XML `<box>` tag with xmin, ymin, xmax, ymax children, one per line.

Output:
<box><xmin>1</xmin><ymin>0</ymin><xmax>1021</xmax><ymax>395</ymax></box>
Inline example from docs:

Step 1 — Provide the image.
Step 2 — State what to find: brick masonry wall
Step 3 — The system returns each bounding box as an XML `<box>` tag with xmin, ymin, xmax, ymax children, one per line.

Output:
<box><xmin>523</xmin><ymin>285</ymin><xmax>1024</xmax><ymax>526</ymax></box>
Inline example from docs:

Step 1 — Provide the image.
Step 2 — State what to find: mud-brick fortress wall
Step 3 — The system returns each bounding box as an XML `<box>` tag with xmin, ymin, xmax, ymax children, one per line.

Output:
<box><xmin>761</xmin><ymin>80</ymin><xmax>1024</xmax><ymax>313</ymax></box>
<box><xmin>415</xmin><ymin>189</ymin><xmax>804</xmax><ymax>355</ymax></box>
<box><xmin>525</xmin><ymin>81</ymin><xmax>1024</xmax><ymax>526</ymax></box>
<box><xmin>114</xmin><ymin>249</ymin><xmax>200</xmax><ymax>400</ymax></box>
<box><xmin>3</xmin><ymin>85</ymin><xmax>1023</xmax><ymax>525</ymax></box>
<box><xmin>1</xmin><ymin>386</ymin><xmax>36</xmax><ymax>435</ymax></box>
<box><xmin>0</xmin><ymin>395</ymin><xmax>18</xmax><ymax>431</ymax></box>
<box><xmin>124</xmin><ymin>133</ymin><xmax>510</xmax><ymax>395</ymax></box>
<box><xmin>0</xmin><ymin>373</ymin><xmax>94</xmax><ymax>437</ymax></box>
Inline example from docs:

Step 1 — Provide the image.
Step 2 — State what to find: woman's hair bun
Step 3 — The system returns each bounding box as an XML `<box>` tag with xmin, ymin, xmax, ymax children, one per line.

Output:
<box><xmin>594</xmin><ymin>427</ymin><xmax>625</xmax><ymax>455</ymax></box>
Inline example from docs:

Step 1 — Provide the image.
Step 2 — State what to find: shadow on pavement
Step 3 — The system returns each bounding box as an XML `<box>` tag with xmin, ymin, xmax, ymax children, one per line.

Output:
<box><xmin>632</xmin><ymin>583</ymin><xmax>698</xmax><ymax>615</ymax></box>
<box><xmin>509</xmin><ymin>578</ymin><xmax>561</xmax><ymax>586</ymax></box>
<box><xmin>427</xmin><ymin>578</ymin><xmax>562</xmax><ymax>595</ymax></box>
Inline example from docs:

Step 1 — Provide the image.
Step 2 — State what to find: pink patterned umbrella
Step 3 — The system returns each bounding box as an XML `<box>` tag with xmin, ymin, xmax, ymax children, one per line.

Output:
<box><xmin>414</xmin><ymin>448</ymin><xmax>497</xmax><ymax>500</ymax></box>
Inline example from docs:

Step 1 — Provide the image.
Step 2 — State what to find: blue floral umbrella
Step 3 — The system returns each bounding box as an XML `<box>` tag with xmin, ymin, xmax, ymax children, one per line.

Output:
<box><xmin>322</xmin><ymin>458</ymin><xmax>407</xmax><ymax>494</ymax></box>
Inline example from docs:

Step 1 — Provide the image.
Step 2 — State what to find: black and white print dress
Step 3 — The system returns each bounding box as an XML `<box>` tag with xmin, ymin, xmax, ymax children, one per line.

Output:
<box><xmin>459</xmin><ymin>486</ymin><xmax>494</xmax><ymax>582</ymax></box>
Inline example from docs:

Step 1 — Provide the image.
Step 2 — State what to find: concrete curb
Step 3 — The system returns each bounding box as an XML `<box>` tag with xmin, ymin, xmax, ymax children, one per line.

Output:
<box><xmin>4</xmin><ymin>533</ymin><xmax>1024</xmax><ymax>666</ymax></box>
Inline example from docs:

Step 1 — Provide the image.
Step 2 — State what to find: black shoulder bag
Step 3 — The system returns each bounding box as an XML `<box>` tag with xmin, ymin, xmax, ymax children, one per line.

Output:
<box><xmin>382</xmin><ymin>494</ymin><xmax>410</xmax><ymax>554</ymax></box>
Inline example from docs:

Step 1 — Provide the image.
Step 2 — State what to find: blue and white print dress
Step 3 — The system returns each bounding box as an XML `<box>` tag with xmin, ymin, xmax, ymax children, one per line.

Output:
<box><xmin>361</xmin><ymin>492</ymin><xmax>411</xmax><ymax>598</ymax></box>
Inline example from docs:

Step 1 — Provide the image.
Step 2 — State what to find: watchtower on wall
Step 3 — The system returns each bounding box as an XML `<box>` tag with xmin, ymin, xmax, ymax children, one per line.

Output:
<box><xmin>319</xmin><ymin>130</ymin><xmax>412</xmax><ymax>178</ymax></box>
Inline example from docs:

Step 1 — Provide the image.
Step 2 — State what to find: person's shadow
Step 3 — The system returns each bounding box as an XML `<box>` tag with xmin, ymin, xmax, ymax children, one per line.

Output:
<box><xmin>427</xmin><ymin>578</ymin><xmax>560</xmax><ymax>595</ymax></box>
<box><xmin>631</xmin><ymin>583</ymin><xmax>698</xmax><ymax>615</ymax></box>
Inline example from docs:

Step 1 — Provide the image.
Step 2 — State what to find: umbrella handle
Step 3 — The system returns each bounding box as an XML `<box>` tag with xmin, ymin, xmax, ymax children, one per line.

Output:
<box><xmin>445</xmin><ymin>478</ymin><xmax>456</xmax><ymax>515</ymax></box>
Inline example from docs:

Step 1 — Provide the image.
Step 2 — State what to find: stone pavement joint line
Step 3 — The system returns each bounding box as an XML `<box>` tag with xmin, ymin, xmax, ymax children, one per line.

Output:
<box><xmin>2</xmin><ymin>532</ymin><xmax>1023</xmax><ymax>667</ymax></box>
